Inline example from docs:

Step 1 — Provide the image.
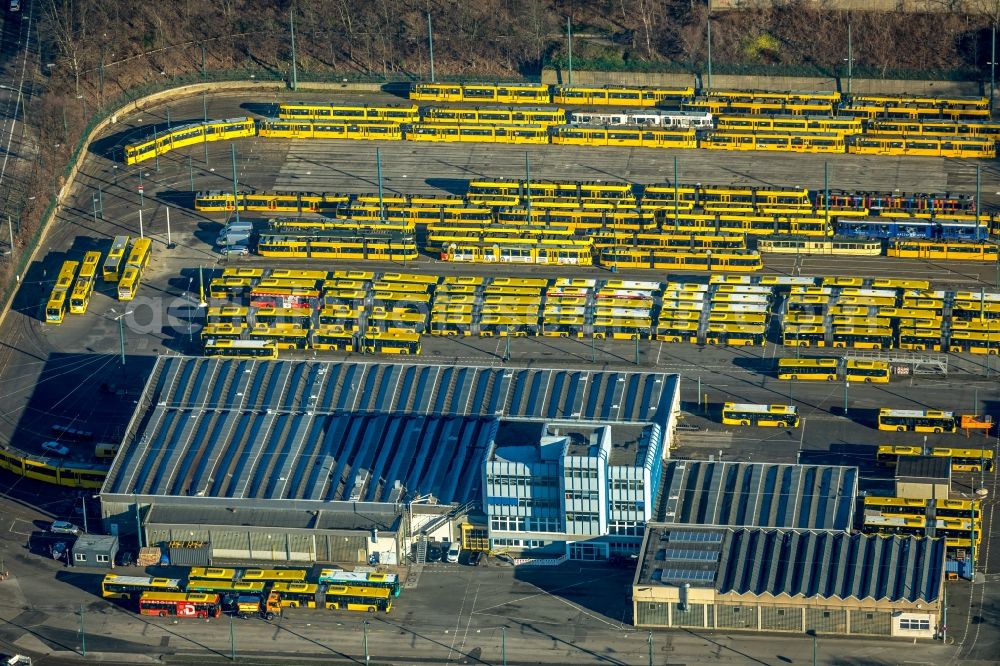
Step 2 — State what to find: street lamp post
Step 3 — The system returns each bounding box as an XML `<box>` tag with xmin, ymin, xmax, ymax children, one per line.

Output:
<box><xmin>501</xmin><ymin>625</ymin><xmax>506</xmax><ymax>666</ymax></box>
<box><xmin>81</xmin><ymin>496</ymin><xmax>89</xmax><ymax>533</ymax></box>
<box><xmin>79</xmin><ymin>604</ymin><xmax>86</xmax><ymax>657</ymax></box>
<box><xmin>843</xmin><ymin>381</ymin><xmax>850</xmax><ymax>417</ymax></box>
<box><xmin>990</xmin><ymin>25</ymin><xmax>996</xmax><ymax>110</ymax></box>
<box><xmin>647</xmin><ymin>630</ymin><xmax>653</xmax><ymax>666</ymax></box>
<box><xmin>363</xmin><ymin>619</ymin><xmax>370</xmax><ymax>664</ymax></box>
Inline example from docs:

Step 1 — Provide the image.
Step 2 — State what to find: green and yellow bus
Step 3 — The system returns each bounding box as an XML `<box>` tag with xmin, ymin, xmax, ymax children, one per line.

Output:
<box><xmin>721</xmin><ymin>403</ymin><xmax>800</xmax><ymax>428</ymax></box>
<box><xmin>102</xmin><ymin>574</ymin><xmax>182</xmax><ymax>600</ymax></box>
<box><xmin>877</xmin><ymin>409</ymin><xmax>956</xmax><ymax>433</ymax></box>
<box><xmin>776</xmin><ymin>357</ymin><xmax>838</xmax><ymax>381</ymax></box>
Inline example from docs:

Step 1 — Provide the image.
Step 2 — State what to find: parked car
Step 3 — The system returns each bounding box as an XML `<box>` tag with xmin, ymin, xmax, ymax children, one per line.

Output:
<box><xmin>116</xmin><ymin>551</ymin><xmax>134</xmax><ymax>567</ymax></box>
<box><xmin>445</xmin><ymin>542</ymin><xmax>462</xmax><ymax>563</ymax></box>
<box><xmin>467</xmin><ymin>551</ymin><xmax>483</xmax><ymax>566</ymax></box>
<box><xmin>425</xmin><ymin>544</ymin><xmax>443</xmax><ymax>562</ymax></box>
<box><xmin>9</xmin><ymin>0</ymin><xmax>21</xmax><ymax>12</ymax></box>
<box><xmin>40</xmin><ymin>441</ymin><xmax>69</xmax><ymax>456</ymax></box>
<box><xmin>49</xmin><ymin>520</ymin><xmax>80</xmax><ymax>536</ymax></box>
<box><xmin>219</xmin><ymin>244</ymin><xmax>249</xmax><ymax>257</ymax></box>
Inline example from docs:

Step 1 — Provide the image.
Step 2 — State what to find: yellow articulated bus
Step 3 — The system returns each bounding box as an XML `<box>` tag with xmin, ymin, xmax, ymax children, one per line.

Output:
<box><xmin>478</xmin><ymin>315</ymin><xmax>537</xmax><ymax>337</ymax></box>
<box><xmin>592</xmin><ymin>317</ymin><xmax>652</xmax><ymax>340</ymax></box>
<box><xmin>847</xmin><ymin>135</ymin><xmax>995</xmax><ymax>159</ymax></box>
<box><xmin>948</xmin><ymin>330</ymin><xmax>1000</xmax><ymax>354</ymax></box>
<box><xmin>441</xmin><ymin>241</ymin><xmax>593</xmax><ymax>266</ymax></box>
<box><xmin>195</xmin><ymin>191</ymin><xmax>350</xmax><ymax>214</ymax></box>
<box><xmin>862</xmin><ymin>496</ymin><xmax>928</xmax><ymax>516</ymax></box>
<box><xmin>404</xmin><ymin>123</ymin><xmax>549</xmax><ymax>144</ymax></box>
<box><xmin>700</xmin><ymin>131</ymin><xmax>846</xmax><ymax>153</ymax></box>
<box><xmin>877</xmin><ymin>445</ymin><xmax>994</xmax><ymax>472</ymax></box>
<box><xmin>310</xmin><ymin>328</ymin><xmax>356</xmax><ymax>351</ymax></box>
<box><xmin>830</xmin><ymin>327</ymin><xmax>893</xmax><ymax>350</ymax></box>
<box><xmin>844</xmin><ymin>359</ymin><xmax>890</xmax><ymax>383</ymax></box>
<box><xmin>256</xmin><ymin>119</ymin><xmax>403</xmax><ymax>141</ymax></box>
<box><xmin>877</xmin><ymin>409</ymin><xmax>956</xmax><ymax>433</ymax></box>
<box><xmin>124</xmin><ymin>117</ymin><xmax>256</xmax><ymax>165</ymax></box>
<box><xmin>541</xmin><ymin>316</ymin><xmax>585</xmax><ymax>338</ymax></box>
<box><xmin>430</xmin><ymin>314</ymin><xmax>474</xmax><ymax>336</ymax></box>
<box><xmin>46</xmin><ymin>260</ymin><xmax>80</xmax><ymax>324</ymax></box>
<box><xmin>277</xmin><ymin>103</ymin><xmax>420</xmax><ymax>122</ymax></box>
<box><xmin>776</xmin><ymin>358</ymin><xmax>838</xmax><ymax>381</ymax></box>
<box><xmin>704</xmin><ymin>323</ymin><xmax>766</xmax><ymax>346</ymax></box>
<box><xmin>549</xmin><ymin>126</ymin><xmax>698</xmax><ymax>149</ymax></box>
<box><xmin>422</xmin><ymin>106</ymin><xmax>566</xmax><ymax>125</ymax></box>
<box><xmin>117</xmin><ymin>238</ymin><xmax>151</xmax><ymax>301</ymax></box>
<box><xmin>552</xmin><ymin>84</ymin><xmax>694</xmax><ymax>106</ymax></box>
<box><xmin>361</xmin><ymin>331</ymin><xmax>421</xmax><ymax>355</ymax></box>
<box><xmin>782</xmin><ymin>325</ymin><xmax>828</xmax><ymax>348</ymax></box>
<box><xmin>654</xmin><ymin>321</ymin><xmax>700</xmax><ymax>343</ymax></box>
<box><xmin>203</xmin><ymin>339</ymin><xmax>279</xmax><ymax>360</ymax></box>
<box><xmin>101</xmin><ymin>235</ymin><xmax>130</xmax><ymax>282</ymax></box>
<box><xmin>409</xmin><ymin>82</ymin><xmax>550</xmax><ymax>104</ymax></box>
<box><xmin>721</xmin><ymin>403</ymin><xmax>800</xmax><ymax>428</ymax></box>
<box><xmin>597</xmin><ymin>249</ymin><xmax>763</xmax><ymax>272</ymax></box>
<box><xmin>249</xmin><ymin>323</ymin><xmax>310</xmax><ymax>350</ymax></box>
<box><xmin>715</xmin><ymin>115</ymin><xmax>862</xmax><ymax>135</ymax></box>
<box><xmin>67</xmin><ymin>250</ymin><xmax>101</xmax><ymax>315</ymax></box>
<box><xmin>898</xmin><ymin>328</ymin><xmax>943</xmax><ymax>351</ymax></box>
<box><xmin>101</xmin><ymin>574</ymin><xmax>182</xmax><ymax>600</ymax></box>
<box><xmin>756</xmin><ymin>237</ymin><xmax>882</xmax><ymax>256</ymax></box>
<box><xmin>885</xmin><ymin>240</ymin><xmax>998</xmax><ymax>261</ymax></box>
<box><xmin>207</xmin><ymin>306</ymin><xmax>250</xmax><ymax>324</ymax></box>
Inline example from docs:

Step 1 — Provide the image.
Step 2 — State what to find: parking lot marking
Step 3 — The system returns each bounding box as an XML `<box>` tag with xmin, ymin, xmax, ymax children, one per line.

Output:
<box><xmin>8</xmin><ymin>518</ymin><xmax>32</xmax><ymax>536</ymax></box>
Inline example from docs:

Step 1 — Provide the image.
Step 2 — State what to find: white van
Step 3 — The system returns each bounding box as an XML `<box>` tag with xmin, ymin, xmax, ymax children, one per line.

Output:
<box><xmin>446</xmin><ymin>542</ymin><xmax>461</xmax><ymax>563</ymax></box>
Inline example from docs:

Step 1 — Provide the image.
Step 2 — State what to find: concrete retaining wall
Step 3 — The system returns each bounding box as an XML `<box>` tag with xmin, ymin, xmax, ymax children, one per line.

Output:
<box><xmin>541</xmin><ymin>68</ymin><xmax>982</xmax><ymax>97</ymax></box>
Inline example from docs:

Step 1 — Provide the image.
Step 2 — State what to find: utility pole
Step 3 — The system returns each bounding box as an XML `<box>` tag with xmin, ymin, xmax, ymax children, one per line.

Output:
<box><xmin>843</xmin><ymin>381</ymin><xmax>850</xmax><ymax>417</ymax></box>
<box><xmin>166</xmin><ymin>206</ymin><xmax>172</xmax><ymax>247</ymax></box>
<box><xmin>847</xmin><ymin>22</ymin><xmax>853</xmax><ymax>94</ymax></box>
<box><xmin>203</xmin><ymin>91</ymin><xmax>209</xmax><ymax>164</ymax></box>
<box><xmin>647</xmin><ymin>630</ymin><xmax>653</xmax><ymax>666</ymax></box>
<box><xmin>990</xmin><ymin>22</ymin><xmax>997</xmax><ymax>111</ymax></box>
<box><xmin>231</xmin><ymin>144</ymin><xmax>240</xmax><ymax>226</ymax></box>
<box><xmin>289</xmin><ymin>7</ymin><xmax>298</xmax><ymax>91</ymax></box>
<box><xmin>230</xmin><ymin>611</ymin><xmax>236</xmax><ymax>660</ymax></box>
<box><xmin>427</xmin><ymin>12</ymin><xmax>435</xmax><ymax>82</ymax></box>
<box><xmin>673</xmin><ymin>156</ymin><xmax>679</xmax><ymax>231</ymax></box>
<box><xmin>525</xmin><ymin>152</ymin><xmax>532</xmax><ymax>222</ymax></box>
<box><xmin>501</xmin><ymin>626</ymin><xmax>506</xmax><ymax>666</ymax></box>
<box><xmin>376</xmin><ymin>147</ymin><xmax>385</xmax><ymax>219</ymax></box>
<box><xmin>79</xmin><ymin>605</ymin><xmax>86</xmax><ymax>657</ymax></box>
<box><xmin>363</xmin><ymin>620</ymin><xmax>370</xmax><ymax>664</ymax></box>
<box><xmin>567</xmin><ymin>16</ymin><xmax>573</xmax><ymax>85</ymax></box>
<box><xmin>706</xmin><ymin>17</ymin><xmax>713</xmax><ymax>94</ymax></box>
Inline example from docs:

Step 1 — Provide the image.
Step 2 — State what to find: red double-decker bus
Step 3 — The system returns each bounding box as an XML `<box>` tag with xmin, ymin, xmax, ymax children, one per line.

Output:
<box><xmin>139</xmin><ymin>592</ymin><xmax>221</xmax><ymax>619</ymax></box>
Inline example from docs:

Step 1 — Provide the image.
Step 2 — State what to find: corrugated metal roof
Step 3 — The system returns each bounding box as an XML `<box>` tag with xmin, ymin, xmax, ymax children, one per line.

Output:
<box><xmin>659</xmin><ymin>460</ymin><xmax>857</xmax><ymax>531</ymax></box>
<box><xmin>638</xmin><ymin>525</ymin><xmax>944</xmax><ymax>604</ymax></box>
<box><xmin>716</xmin><ymin>528</ymin><xmax>944</xmax><ymax>603</ymax></box>
<box><xmin>104</xmin><ymin>358</ymin><xmax>677</xmax><ymax>508</ymax></box>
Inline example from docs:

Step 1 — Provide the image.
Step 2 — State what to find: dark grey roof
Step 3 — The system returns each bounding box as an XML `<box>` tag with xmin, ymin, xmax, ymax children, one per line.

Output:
<box><xmin>72</xmin><ymin>534</ymin><xmax>118</xmax><ymax>550</ymax></box>
<box><xmin>716</xmin><ymin>528</ymin><xmax>944</xmax><ymax>603</ymax></box>
<box><xmin>659</xmin><ymin>460</ymin><xmax>857</xmax><ymax>531</ymax></box>
<box><xmin>147</xmin><ymin>504</ymin><xmax>400</xmax><ymax>532</ymax></box>
<box><xmin>896</xmin><ymin>455</ymin><xmax>951</xmax><ymax>481</ymax></box>
<box><xmin>104</xmin><ymin>358</ymin><xmax>678</xmax><ymax>508</ymax></box>
<box><xmin>638</xmin><ymin>525</ymin><xmax>945</xmax><ymax>604</ymax></box>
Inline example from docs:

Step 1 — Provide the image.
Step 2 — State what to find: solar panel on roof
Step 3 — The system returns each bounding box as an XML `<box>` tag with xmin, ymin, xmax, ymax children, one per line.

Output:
<box><xmin>668</xmin><ymin>530</ymin><xmax>724</xmax><ymax>544</ymax></box>
<box><xmin>664</xmin><ymin>548</ymin><xmax>719</xmax><ymax>562</ymax></box>
<box><xmin>660</xmin><ymin>568</ymin><xmax>716</xmax><ymax>583</ymax></box>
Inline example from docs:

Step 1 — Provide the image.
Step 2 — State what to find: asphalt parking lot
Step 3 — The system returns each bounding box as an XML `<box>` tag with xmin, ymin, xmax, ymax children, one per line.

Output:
<box><xmin>0</xmin><ymin>88</ymin><xmax>994</xmax><ymax>663</ymax></box>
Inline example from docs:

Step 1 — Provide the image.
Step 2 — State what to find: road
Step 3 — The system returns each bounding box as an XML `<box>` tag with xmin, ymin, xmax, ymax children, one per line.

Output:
<box><xmin>0</xmin><ymin>87</ymin><xmax>994</xmax><ymax>663</ymax></box>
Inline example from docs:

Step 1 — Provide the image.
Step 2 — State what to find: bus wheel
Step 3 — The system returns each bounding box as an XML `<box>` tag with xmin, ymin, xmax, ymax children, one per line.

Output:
<box><xmin>897</xmin><ymin>426</ymin><xmax>905</xmax><ymax>432</ymax></box>
<box><xmin>826</xmin><ymin>376</ymin><xmax>834</xmax><ymax>381</ymax></box>
<box><xmin>264</xmin><ymin>612</ymin><xmax>275</xmax><ymax>621</ymax></box>
<box><xmin>934</xmin><ymin>427</ymin><xmax>943</xmax><ymax>433</ymax></box>
<box><xmin>741</xmin><ymin>420</ymin><xmax>750</xmax><ymax>426</ymax></box>
<box><xmin>159</xmin><ymin>611</ymin><xmax>167</xmax><ymax>617</ymax></box>
<box><xmin>367</xmin><ymin>607</ymin><xmax>376</xmax><ymax>613</ymax></box>
<box><xmin>864</xmin><ymin>378</ymin><xmax>872</xmax><ymax>383</ymax></box>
